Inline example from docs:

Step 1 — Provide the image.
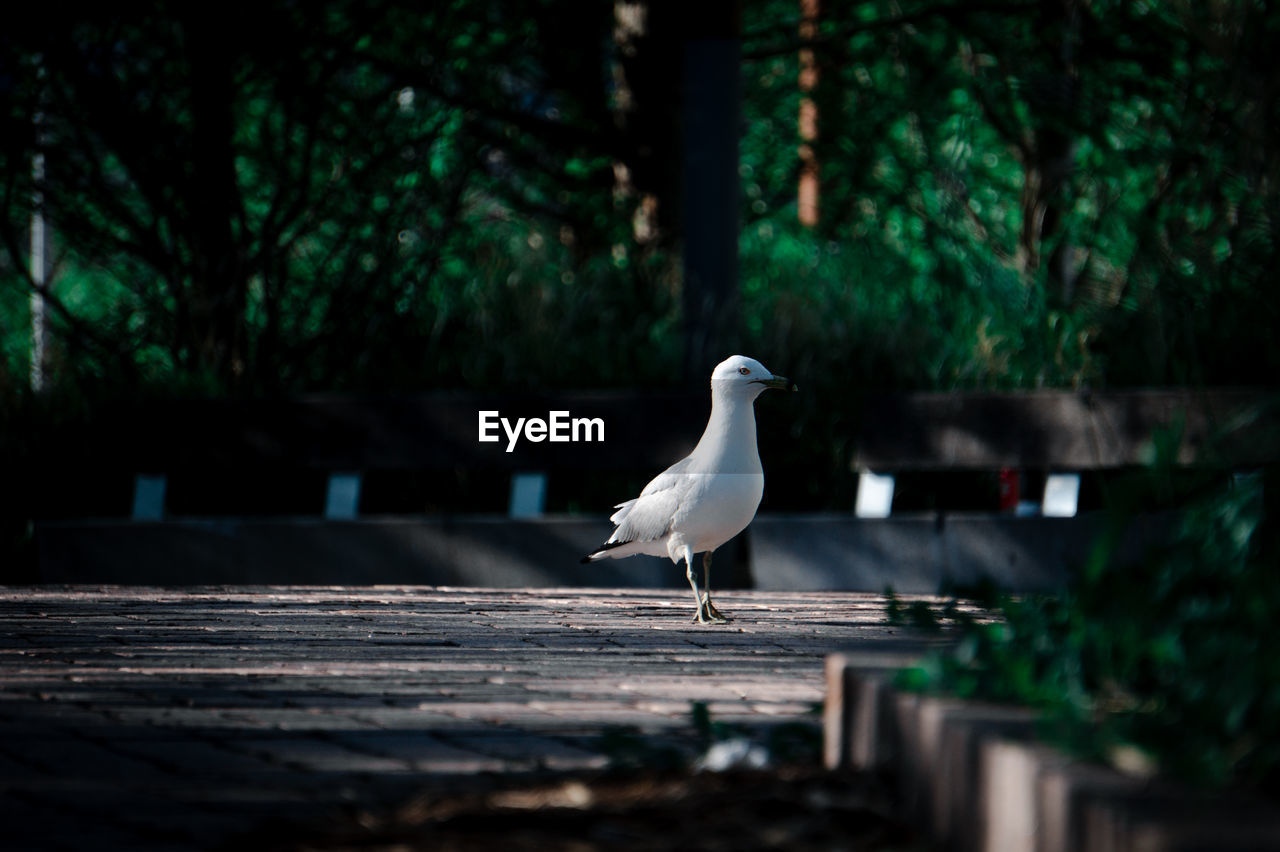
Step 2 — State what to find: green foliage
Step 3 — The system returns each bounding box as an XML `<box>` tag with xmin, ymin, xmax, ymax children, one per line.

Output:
<box><xmin>739</xmin><ymin>0</ymin><xmax>1279</xmax><ymax>393</ymax></box>
<box><xmin>2</xmin><ymin>0</ymin><xmax>1276</xmax><ymax>402</ymax></box>
<box><xmin>884</xmin><ymin>589</ymin><xmax>943</xmax><ymax>632</ymax></box>
<box><xmin>1</xmin><ymin>0</ymin><xmax>657</xmax><ymax>396</ymax></box>
<box><xmin>896</xmin><ymin>464</ymin><xmax>1280</xmax><ymax>795</ymax></box>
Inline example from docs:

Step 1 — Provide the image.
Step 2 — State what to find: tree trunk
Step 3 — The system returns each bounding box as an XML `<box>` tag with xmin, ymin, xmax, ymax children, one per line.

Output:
<box><xmin>680</xmin><ymin>0</ymin><xmax>742</xmax><ymax>382</ymax></box>
<box><xmin>797</xmin><ymin>0</ymin><xmax>820</xmax><ymax>227</ymax></box>
<box><xmin>183</xmin><ymin>7</ymin><xmax>247</xmax><ymax>390</ymax></box>
<box><xmin>1020</xmin><ymin>0</ymin><xmax>1082</xmax><ymax>306</ymax></box>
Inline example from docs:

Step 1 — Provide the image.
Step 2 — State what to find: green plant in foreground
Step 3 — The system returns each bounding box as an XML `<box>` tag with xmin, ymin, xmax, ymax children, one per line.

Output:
<box><xmin>896</xmin><ymin>468</ymin><xmax>1280</xmax><ymax>797</ymax></box>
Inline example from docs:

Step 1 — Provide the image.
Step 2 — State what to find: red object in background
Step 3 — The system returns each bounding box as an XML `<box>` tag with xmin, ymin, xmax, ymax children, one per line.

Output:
<box><xmin>998</xmin><ymin>468</ymin><xmax>1020</xmax><ymax>512</ymax></box>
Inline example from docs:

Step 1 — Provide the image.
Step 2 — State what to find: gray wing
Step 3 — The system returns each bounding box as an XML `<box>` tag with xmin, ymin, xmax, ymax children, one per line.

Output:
<box><xmin>606</xmin><ymin>456</ymin><xmax>694</xmax><ymax>545</ymax></box>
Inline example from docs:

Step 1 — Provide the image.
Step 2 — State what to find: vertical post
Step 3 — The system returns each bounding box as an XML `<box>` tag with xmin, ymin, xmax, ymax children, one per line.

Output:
<box><xmin>508</xmin><ymin>472</ymin><xmax>548</xmax><ymax>519</ymax></box>
<box><xmin>324</xmin><ymin>472</ymin><xmax>363</xmax><ymax>521</ymax></box>
<box><xmin>797</xmin><ymin>0</ymin><xmax>820</xmax><ymax>227</ymax></box>
<box><xmin>132</xmin><ymin>475</ymin><xmax>168</xmax><ymax>522</ymax></box>
<box><xmin>681</xmin><ymin>1</ymin><xmax>741</xmax><ymax>381</ymax></box>
<box><xmin>30</xmin><ymin>61</ymin><xmax>47</xmax><ymax>394</ymax></box>
<box><xmin>1041</xmin><ymin>473</ymin><xmax>1081</xmax><ymax>518</ymax></box>
<box><xmin>855</xmin><ymin>470</ymin><xmax>895</xmax><ymax>518</ymax></box>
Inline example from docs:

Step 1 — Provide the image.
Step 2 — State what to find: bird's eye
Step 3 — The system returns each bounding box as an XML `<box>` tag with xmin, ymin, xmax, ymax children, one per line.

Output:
<box><xmin>738</xmin><ymin>366</ymin><xmax>750</xmax><ymax>375</ymax></box>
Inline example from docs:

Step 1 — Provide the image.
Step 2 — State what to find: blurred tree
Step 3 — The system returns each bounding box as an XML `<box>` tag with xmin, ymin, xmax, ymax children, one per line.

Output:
<box><xmin>738</xmin><ymin>0</ymin><xmax>1279</xmax><ymax>393</ymax></box>
<box><xmin>0</xmin><ymin>0</ymin><xmax>687</xmax><ymax>396</ymax></box>
<box><xmin>0</xmin><ymin>0</ymin><xmax>1275</xmax><ymax>407</ymax></box>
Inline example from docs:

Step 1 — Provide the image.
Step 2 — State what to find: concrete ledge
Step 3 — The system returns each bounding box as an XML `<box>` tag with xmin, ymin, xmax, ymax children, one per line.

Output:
<box><xmin>38</xmin><ymin>512</ymin><xmax>1170</xmax><ymax>589</ymax></box>
<box><xmin>824</xmin><ymin>653</ymin><xmax>1280</xmax><ymax>852</ymax></box>
<box><xmin>35</xmin><ymin>516</ymin><xmax>680</xmax><ymax>586</ymax></box>
<box><xmin>751</xmin><ymin>513</ymin><xmax>1170</xmax><ymax>593</ymax></box>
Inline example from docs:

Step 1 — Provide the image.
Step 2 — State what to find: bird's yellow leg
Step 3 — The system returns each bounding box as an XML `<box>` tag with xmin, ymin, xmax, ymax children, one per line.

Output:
<box><xmin>684</xmin><ymin>547</ymin><xmax>713</xmax><ymax>624</ymax></box>
<box><xmin>699</xmin><ymin>551</ymin><xmax>729</xmax><ymax>623</ymax></box>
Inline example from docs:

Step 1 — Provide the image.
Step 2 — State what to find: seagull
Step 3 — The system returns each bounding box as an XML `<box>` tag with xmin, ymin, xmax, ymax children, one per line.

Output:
<box><xmin>581</xmin><ymin>355</ymin><xmax>796</xmax><ymax>624</ymax></box>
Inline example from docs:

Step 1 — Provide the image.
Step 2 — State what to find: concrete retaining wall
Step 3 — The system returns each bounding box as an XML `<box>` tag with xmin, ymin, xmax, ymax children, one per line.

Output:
<box><xmin>824</xmin><ymin>653</ymin><xmax>1280</xmax><ymax>852</ymax></box>
<box><xmin>748</xmin><ymin>512</ymin><xmax>1167</xmax><ymax>593</ymax></box>
<box><xmin>35</xmin><ymin>512</ymin><xmax>1166</xmax><ymax>588</ymax></box>
<box><xmin>35</xmin><ymin>516</ymin><xmax>663</xmax><ymax>586</ymax></box>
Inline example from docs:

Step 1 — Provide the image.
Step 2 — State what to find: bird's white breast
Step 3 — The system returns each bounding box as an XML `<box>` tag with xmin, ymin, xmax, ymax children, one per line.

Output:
<box><xmin>669</xmin><ymin>471</ymin><xmax>764</xmax><ymax>553</ymax></box>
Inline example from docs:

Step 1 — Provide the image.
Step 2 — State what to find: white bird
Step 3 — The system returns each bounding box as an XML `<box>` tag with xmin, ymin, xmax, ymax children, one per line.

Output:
<box><xmin>581</xmin><ymin>355</ymin><xmax>795</xmax><ymax>624</ymax></box>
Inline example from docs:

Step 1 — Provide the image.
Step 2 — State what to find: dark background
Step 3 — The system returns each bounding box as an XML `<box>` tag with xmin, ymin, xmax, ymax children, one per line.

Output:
<box><xmin>3</xmin><ymin>0</ymin><xmax>1278</xmax><ymax>557</ymax></box>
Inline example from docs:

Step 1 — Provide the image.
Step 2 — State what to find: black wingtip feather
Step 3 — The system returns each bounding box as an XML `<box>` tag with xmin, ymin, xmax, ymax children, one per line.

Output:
<box><xmin>581</xmin><ymin>540</ymin><xmax>628</xmax><ymax>563</ymax></box>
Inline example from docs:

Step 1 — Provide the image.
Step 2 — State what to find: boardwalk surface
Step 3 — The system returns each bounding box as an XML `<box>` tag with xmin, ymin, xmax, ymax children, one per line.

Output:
<box><xmin>0</xmin><ymin>586</ymin><xmax>942</xmax><ymax>850</ymax></box>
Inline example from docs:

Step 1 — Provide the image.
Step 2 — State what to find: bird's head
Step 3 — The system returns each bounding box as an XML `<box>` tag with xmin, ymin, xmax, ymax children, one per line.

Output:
<box><xmin>710</xmin><ymin>355</ymin><xmax>797</xmax><ymax>399</ymax></box>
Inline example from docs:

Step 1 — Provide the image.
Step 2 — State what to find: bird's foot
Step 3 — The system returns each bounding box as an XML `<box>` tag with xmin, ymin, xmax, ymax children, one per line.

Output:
<box><xmin>693</xmin><ymin>600</ymin><xmax>730</xmax><ymax>624</ymax></box>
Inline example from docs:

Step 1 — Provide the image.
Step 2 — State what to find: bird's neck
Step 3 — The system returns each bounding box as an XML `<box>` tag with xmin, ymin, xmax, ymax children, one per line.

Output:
<box><xmin>691</xmin><ymin>391</ymin><xmax>760</xmax><ymax>469</ymax></box>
